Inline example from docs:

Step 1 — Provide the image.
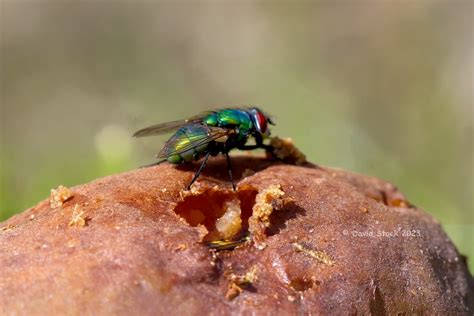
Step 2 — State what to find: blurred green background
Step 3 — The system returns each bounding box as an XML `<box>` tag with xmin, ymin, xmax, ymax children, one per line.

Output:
<box><xmin>1</xmin><ymin>2</ymin><xmax>472</xmax><ymax>270</ymax></box>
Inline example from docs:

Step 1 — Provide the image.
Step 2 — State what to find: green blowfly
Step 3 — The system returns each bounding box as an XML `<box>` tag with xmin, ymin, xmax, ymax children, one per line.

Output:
<box><xmin>133</xmin><ymin>107</ymin><xmax>275</xmax><ymax>190</ymax></box>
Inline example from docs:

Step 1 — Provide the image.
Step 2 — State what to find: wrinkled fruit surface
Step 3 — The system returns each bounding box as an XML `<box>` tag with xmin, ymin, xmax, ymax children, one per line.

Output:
<box><xmin>1</xmin><ymin>156</ymin><xmax>473</xmax><ymax>315</ymax></box>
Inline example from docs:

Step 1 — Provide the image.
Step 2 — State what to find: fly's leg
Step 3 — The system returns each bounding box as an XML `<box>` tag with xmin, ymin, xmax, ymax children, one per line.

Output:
<box><xmin>237</xmin><ymin>144</ymin><xmax>273</xmax><ymax>151</ymax></box>
<box><xmin>225</xmin><ymin>151</ymin><xmax>236</xmax><ymax>191</ymax></box>
<box><xmin>237</xmin><ymin>143</ymin><xmax>285</xmax><ymax>162</ymax></box>
<box><xmin>187</xmin><ymin>152</ymin><xmax>211</xmax><ymax>190</ymax></box>
<box><xmin>238</xmin><ymin>134</ymin><xmax>273</xmax><ymax>152</ymax></box>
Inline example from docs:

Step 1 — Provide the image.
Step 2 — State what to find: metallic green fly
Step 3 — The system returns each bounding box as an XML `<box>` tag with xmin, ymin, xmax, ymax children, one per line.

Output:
<box><xmin>133</xmin><ymin>107</ymin><xmax>275</xmax><ymax>190</ymax></box>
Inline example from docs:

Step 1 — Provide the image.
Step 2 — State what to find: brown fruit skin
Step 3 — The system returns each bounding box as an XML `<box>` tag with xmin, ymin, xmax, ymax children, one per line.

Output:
<box><xmin>0</xmin><ymin>156</ymin><xmax>472</xmax><ymax>315</ymax></box>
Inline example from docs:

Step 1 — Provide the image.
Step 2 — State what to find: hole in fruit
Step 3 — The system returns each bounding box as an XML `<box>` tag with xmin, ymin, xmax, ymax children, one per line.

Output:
<box><xmin>173</xmin><ymin>187</ymin><xmax>257</xmax><ymax>243</ymax></box>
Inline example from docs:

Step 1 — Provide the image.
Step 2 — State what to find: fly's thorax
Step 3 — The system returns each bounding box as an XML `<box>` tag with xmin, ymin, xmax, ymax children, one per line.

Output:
<box><xmin>204</xmin><ymin>109</ymin><xmax>254</xmax><ymax>134</ymax></box>
<box><xmin>203</xmin><ymin>114</ymin><xmax>219</xmax><ymax>126</ymax></box>
<box><xmin>235</xmin><ymin>129</ymin><xmax>251</xmax><ymax>144</ymax></box>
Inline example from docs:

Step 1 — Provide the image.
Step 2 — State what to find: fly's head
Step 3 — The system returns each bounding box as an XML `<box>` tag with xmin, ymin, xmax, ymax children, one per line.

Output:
<box><xmin>248</xmin><ymin>107</ymin><xmax>275</xmax><ymax>139</ymax></box>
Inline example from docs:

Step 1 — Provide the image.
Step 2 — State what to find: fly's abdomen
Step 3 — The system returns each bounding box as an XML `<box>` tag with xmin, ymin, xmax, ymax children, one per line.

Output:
<box><xmin>161</xmin><ymin>124</ymin><xmax>210</xmax><ymax>164</ymax></box>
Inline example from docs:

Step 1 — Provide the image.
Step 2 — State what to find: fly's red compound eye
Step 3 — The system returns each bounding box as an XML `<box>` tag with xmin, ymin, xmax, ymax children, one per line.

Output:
<box><xmin>255</xmin><ymin>111</ymin><xmax>267</xmax><ymax>133</ymax></box>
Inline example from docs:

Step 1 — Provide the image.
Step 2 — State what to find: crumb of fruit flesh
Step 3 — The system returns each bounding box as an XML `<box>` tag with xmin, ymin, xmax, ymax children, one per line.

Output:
<box><xmin>269</xmin><ymin>137</ymin><xmax>307</xmax><ymax>165</ymax></box>
<box><xmin>293</xmin><ymin>242</ymin><xmax>335</xmax><ymax>267</ymax></box>
<box><xmin>68</xmin><ymin>204</ymin><xmax>88</xmax><ymax>227</ymax></box>
<box><xmin>225</xmin><ymin>266</ymin><xmax>258</xmax><ymax>300</ymax></box>
<box><xmin>248</xmin><ymin>184</ymin><xmax>290</xmax><ymax>245</ymax></box>
<box><xmin>249</xmin><ymin>184</ymin><xmax>286</xmax><ymax>230</ymax></box>
<box><xmin>50</xmin><ymin>185</ymin><xmax>73</xmax><ymax>209</ymax></box>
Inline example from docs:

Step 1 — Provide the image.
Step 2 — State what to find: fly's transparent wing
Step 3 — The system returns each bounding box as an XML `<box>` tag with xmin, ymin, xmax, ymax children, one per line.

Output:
<box><xmin>133</xmin><ymin>112</ymin><xmax>213</xmax><ymax>138</ymax></box>
<box><xmin>158</xmin><ymin>124</ymin><xmax>232</xmax><ymax>158</ymax></box>
<box><xmin>133</xmin><ymin>120</ymin><xmax>189</xmax><ymax>137</ymax></box>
